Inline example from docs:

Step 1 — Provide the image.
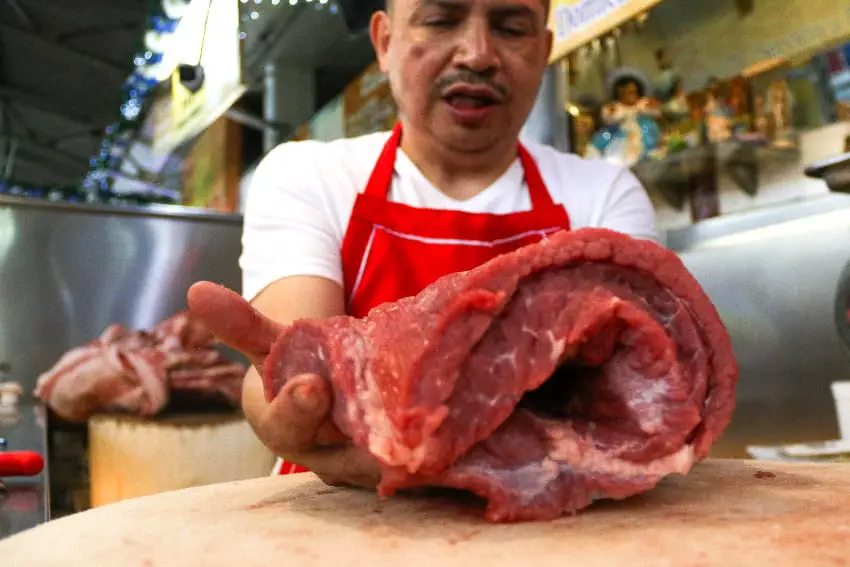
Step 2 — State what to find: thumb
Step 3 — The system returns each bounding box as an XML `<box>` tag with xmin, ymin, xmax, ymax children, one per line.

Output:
<box><xmin>187</xmin><ymin>281</ymin><xmax>282</xmax><ymax>366</ymax></box>
<box><xmin>263</xmin><ymin>374</ymin><xmax>333</xmax><ymax>454</ymax></box>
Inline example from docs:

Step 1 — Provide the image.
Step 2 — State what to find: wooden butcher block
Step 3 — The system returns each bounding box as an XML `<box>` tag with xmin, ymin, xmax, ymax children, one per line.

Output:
<box><xmin>2</xmin><ymin>459</ymin><xmax>849</xmax><ymax>566</ymax></box>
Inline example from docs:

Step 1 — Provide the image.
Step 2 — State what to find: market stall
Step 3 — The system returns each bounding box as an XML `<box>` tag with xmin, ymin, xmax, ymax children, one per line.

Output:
<box><xmin>542</xmin><ymin>0</ymin><xmax>850</xmax><ymax>462</ymax></box>
<box><xmin>546</xmin><ymin>0</ymin><xmax>850</xmax><ymax>225</ymax></box>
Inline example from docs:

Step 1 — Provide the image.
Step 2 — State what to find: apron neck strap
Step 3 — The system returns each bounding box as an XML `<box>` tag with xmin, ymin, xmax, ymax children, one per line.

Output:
<box><xmin>517</xmin><ymin>142</ymin><xmax>554</xmax><ymax>208</ymax></box>
<box><xmin>363</xmin><ymin>122</ymin><xmax>403</xmax><ymax>198</ymax></box>
<box><xmin>363</xmin><ymin>122</ymin><xmax>553</xmax><ymax>208</ymax></box>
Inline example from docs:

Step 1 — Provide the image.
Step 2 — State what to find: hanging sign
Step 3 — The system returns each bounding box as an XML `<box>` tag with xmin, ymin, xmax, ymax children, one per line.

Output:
<box><xmin>548</xmin><ymin>0</ymin><xmax>664</xmax><ymax>62</ymax></box>
<box><xmin>551</xmin><ymin>0</ymin><xmax>630</xmax><ymax>41</ymax></box>
<box><xmin>151</xmin><ymin>0</ymin><xmax>245</xmax><ymax>157</ymax></box>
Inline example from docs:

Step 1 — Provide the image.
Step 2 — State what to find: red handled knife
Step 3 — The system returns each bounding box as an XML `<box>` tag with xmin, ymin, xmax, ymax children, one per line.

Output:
<box><xmin>0</xmin><ymin>451</ymin><xmax>44</xmax><ymax>477</ymax></box>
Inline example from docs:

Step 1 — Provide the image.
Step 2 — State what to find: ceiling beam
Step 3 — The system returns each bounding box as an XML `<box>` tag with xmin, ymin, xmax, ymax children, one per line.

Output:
<box><xmin>12</xmin><ymin>152</ymin><xmax>77</xmax><ymax>173</ymax></box>
<box><xmin>53</xmin><ymin>21</ymin><xmax>139</xmax><ymax>44</ymax></box>
<box><xmin>7</xmin><ymin>147</ymin><xmax>82</xmax><ymax>182</ymax></box>
<box><xmin>5</xmin><ymin>160</ymin><xmax>77</xmax><ymax>185</ymax></box>
<box><xmin>44</xmin><ymin>127</ymin><xmax>101</xmax><ymax>145</ymax></box>
<box><xmin>0</xmin><ymin>21</ymin><xmax>127</xmax><ymax>76</ymax></box>
<box><xmin>2</xmin><ymin>136</ymin><xmax>87</xmax><ymax>171</ymax></box>
<box><xmin>5</xmin><ymin>0</ymin><xmax>36</xmax><ymax>32</ymax></box>
<box><xmin>0</xmin><ymin>85</ymin><xmax>99</xmax><ymax>127</ymax></box>
<box><xmin>23</xmin><ymin>0</ymin><xmax>147</xmax><ymax>25</ymax></box>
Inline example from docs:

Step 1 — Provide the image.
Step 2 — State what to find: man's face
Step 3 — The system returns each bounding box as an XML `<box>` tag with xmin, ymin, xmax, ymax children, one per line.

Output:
<box><xmin>371</xmin><ymin>0</ymin><xmax>552</xmax><ymax>154</ymax></box>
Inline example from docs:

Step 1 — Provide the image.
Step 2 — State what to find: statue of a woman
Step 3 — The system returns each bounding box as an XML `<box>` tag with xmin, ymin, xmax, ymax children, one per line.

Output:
<box><xmin>703</xmin><ymin>77</ymin><xmax>734</xmax><ymax>143</ymax></box>
<box><xmin>765</xmin><ymin>79</ymin><xmax>796</xmax><ymax>149</ymax></box>
<box><xmin>586</xmin><ymin>68</ymin><xmax>663</xmax><ymax>166</ymax></box>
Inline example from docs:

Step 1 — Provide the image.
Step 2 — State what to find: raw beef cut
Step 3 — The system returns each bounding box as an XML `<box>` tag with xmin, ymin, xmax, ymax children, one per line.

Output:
<box><xmin>34</xmin><ymin>311</ymin><xmax>246</xmax><ymax>422</ymax></box>
<box><xmin>263</xmin><ymin>228</ymin><xmax>738</xmax><ymax>522</ymax></box>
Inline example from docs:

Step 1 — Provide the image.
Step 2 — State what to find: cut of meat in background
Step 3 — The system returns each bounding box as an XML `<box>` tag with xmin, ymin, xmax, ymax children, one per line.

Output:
<box><xmin>262</xmin><ymin>228</ymin><xmax>738</xmax><ymax>522</ymax></box>
<box><xmin>34</xmin><ymin>311</ymin><xmax>246</xmax><ymax>422</ymax></box>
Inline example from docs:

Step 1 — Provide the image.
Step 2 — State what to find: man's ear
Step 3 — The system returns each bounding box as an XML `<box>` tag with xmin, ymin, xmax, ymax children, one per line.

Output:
<box><xmin>369</xmin><ymin>10</ymin><xmax>392</xmax><ymax>74</ymax></box>
<box><xmin>544</xmin><ymin>27</ymin><xmax>553</xmax><ymax>60</ymax></box>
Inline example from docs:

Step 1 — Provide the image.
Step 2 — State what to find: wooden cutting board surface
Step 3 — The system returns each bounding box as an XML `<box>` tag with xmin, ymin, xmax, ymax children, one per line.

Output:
<box><xmin>2</xmin><ymin>458</ymin><xmax>849</xmax><ymax>566</ymax></box>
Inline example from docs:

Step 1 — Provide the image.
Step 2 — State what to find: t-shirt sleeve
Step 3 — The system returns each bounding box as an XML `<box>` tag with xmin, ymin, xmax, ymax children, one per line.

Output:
<box><xmin>239</xmin><ymin>142</ymin><xmax>343</xmax><ymax>301</ymax></box>
<box><xmin>596</xmin><ymin>167</ymin><xmax>660</xmax><ymax>243</ymax></box>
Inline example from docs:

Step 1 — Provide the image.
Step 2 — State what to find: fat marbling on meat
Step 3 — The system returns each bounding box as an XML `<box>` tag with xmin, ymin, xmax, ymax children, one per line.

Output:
<box><xmin>262</xmin><ymin>228</ymin><xmax>737</xmax><ymax>522</ymax></box>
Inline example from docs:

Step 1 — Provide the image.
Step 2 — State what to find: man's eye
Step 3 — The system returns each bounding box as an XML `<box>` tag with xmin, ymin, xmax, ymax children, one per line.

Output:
<box><xmin>497</xmin><ymin>17</ymin><xmax>534</xmax><ymax>36</ymax></box>
<box><xmin>498</xmin><ymin>26</ymin><xmax>527</xmax><ymax>36</ymax></box>
<box><xmin>424</xmin><ymin>19</ymin><xmax>455</xmax><ymax>27</ymax></box>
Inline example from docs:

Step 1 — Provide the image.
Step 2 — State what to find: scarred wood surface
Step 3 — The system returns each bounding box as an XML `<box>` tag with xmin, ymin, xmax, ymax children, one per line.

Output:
<box><xmin>2</xmin><ymin>459</ymin><xmax>849</xmax><ymax>566</ymax></box>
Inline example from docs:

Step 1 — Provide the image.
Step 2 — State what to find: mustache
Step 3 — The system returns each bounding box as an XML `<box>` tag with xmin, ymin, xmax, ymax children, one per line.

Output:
<box><xmin>435</xmin><ymin>70</ymin><xmax>510</xmax><ymax>99</ymax></box>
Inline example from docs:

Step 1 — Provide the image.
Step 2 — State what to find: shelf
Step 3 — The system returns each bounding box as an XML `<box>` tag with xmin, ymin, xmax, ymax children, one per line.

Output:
<box><xmin>632</xmin><ymin>140</ymin><xmax>800</xmax><ymax>210</ymax></box>
<box><xmin>547</xmin><ymin>0</ymin><xmax>666</xmax><ymax>63</ymax></box>
<box><xmin>805</xmin><ymin>152</ymin><xmax>850</xmax><ymax>193</ymax></box>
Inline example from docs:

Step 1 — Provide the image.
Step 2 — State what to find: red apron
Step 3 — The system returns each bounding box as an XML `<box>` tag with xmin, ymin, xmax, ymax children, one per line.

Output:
<box><xmin>274</xmin><ymin>123</ymin><xmax>571</xmax><ymax>476</ymax></box>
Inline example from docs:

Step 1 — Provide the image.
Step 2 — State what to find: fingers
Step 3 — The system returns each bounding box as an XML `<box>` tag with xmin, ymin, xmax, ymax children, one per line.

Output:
<box><xmin>310</xmin><ymin>446</ymin><xmax>382</xmax><ymax>489</ymax></box>
<box><xmin>315</xmin><ymin>421</ymin><xmax>350</xmax><ymax>447</ymax></box>
<box><xmin>187</xmin><ymin>283</ymin><xmax>381</xmax><ymax>490</ymax></box>
<box><xmin>187</xmin><ymin>282</ymin><xmax>282</xmax><ymax>365</ymax></box>
<box><xmin>260</xmin><ymin>374</ymin><xmax>333</xmax><ymax>452</ymax></box>
<box><xmin>257</xmin><ymin>372</ymin><xmax>382</xmax><ymax>490</ymax></box>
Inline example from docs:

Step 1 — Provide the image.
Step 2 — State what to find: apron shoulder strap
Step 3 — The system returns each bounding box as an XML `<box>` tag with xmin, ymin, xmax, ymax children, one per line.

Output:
<box><xmin>518</xmin><ymin>142</ymin><xmax>555</xmax><ymax>209</ymax></box>
<box><xmin>364</xmin><ymin>125</ymin><xmax>556</xmax><ymax>210</ymax></box>
<box><xmin>363</xmin><ymin>123</ymin><xmax>403</xmax><ymax>198</ymax></box>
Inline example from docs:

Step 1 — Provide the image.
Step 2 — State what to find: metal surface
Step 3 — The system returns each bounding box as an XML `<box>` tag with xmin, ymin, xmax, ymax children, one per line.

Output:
<box><xmin>225</xmin><ymin>108</ymin><xmax>279</xmax><ymax>134</ymax></box>
<box><xmin>263</xmin><ymin>62</ymin><xmax>280</xmax><ymax>153</ymax></box>
<box><xmin>0</xmin><ymin>194</ymin><xmax>242</xmax><ymax>222</ymax></box>
<box><xmin>664</xmin><ymin>193</ymin><xmax>850</xmax><ymax>250</ymax></box>
<box><xmin>804</xmin><ymin>152</ymin><xmax>850</xmax><ymax>193</ymax></box>
<box><xmin>552</xmin><ymin>60</ymin><xmax>572</xmax><ymax>154</ymax></box>
<box><xmin>0</xmin><ymin>398</ymin><xmax>50</xmax><ymax>540</ymax></box>
<box><xmin>243</xmin><ymin>2</ymin><xmax>375</xmax><ymax>117</ymax></box>
<box><xmin>834</xmin><ymin>258</ymin><xmax>850</xmax><ymax>356</ymax></box>
<box><xmin>805</xmin><ymin>151</ymin><xmax>850</xmax><ymax>176</ymax></box>
<box><xmin>667</xmin><ymin>193</ymin><xmax>850</xmax><ymax>457</ymax></box>
<box><xmin>0</xmin><ymin>198</ymin><xmax>244</xmax><ymax>392</ymax></box>
<box><xmin>521</xmin><ymin>65</ymin><xmax>565</xmax><ymax>148</ymax></box>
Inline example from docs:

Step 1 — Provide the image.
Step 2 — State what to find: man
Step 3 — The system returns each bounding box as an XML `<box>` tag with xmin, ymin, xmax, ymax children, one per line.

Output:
<box><xmin>188</xmin><ymin>0</ymin><xmax>658</xmax><ymax>488</ymax></box>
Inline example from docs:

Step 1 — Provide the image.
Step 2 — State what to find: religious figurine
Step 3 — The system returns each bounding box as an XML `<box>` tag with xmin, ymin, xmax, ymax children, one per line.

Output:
<box><xmin>703</xmin><ymin>77</ymin><xmax>734</xmax><ymax>144</ymax></box>
<box><xmin>571</xmin><ymin>94</ymin><xmax>601</xmax><ymax>158</ymax></box>
<box><xmin>765</xmin><ymin>79</ymin><xmax>797</xmax><ymax>149</ymax></box>
<box><xmin>660</xmin><ymin>77</ymin><xmax>699</xmax><ymax>152</ymax></box>
<box><xmin>660</xmin><ymin>77</ymin><xmax>690</xmax><ymax>122</ymax></box>
<box><xmin>585</xmin><ymin>67</ymin><xmax>663</xmax><ymax>166</ymax></box>
<box><xmin>649</xmin><ymin>47</ymin><xmax>697</xmax><ymax>152</ymax></box>
<box><xmin>753</xmin><ymin>94</ymin><xmax>770</xmax><ymax>138</ymax></box>
<box><xmin>653</xmin><ymin>48</ymin><xmax>679</xmax><ymax>103</ymax></box>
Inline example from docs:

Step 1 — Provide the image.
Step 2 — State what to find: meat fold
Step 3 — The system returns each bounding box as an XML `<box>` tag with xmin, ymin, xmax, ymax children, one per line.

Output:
<box><xmin>264</xmin><ymin>228</ymin><xmax>738</xmax><ymax>522</ymax></box>
<box><xmin>34</xmin><ymin>311</ymin><xmax>246</xmax><ymax>422</ymax></box>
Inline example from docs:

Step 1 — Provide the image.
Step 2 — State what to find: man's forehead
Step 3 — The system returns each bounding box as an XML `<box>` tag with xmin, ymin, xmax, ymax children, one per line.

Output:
<box><xmin>392</xmin><ymin>0</ymin><xmax>549</xmax><ymax>15</ymax></box>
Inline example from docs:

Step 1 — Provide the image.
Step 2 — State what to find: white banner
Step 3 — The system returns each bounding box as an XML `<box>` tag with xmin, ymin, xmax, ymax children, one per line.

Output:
<box><xmin>547</xmin><ymin>0</ymin><xmax>662</xmax><ymax>62</ymax></box>
<box><xmin>151</xmin><ymin>0</ymin><xmax>245</xmax><ymax>157</ymax></box>
<box><xmin>552</xmin><ymin>0</ymin><xmax>631</xmax><ymax>41</ymax></box>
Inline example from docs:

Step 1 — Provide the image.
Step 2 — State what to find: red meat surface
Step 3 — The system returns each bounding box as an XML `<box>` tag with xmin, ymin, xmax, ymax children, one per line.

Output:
<box><xmin>263</xmin><ymin>228</ymin><xmax>738</xmax><ymax>522</ymax></box>
<box><xmin>34</xmin><ymin>311</ymin><xmax>246</xmax><ymax>422</ymax></box>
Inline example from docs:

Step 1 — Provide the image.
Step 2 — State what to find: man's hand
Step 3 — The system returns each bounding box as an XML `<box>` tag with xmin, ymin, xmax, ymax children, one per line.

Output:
<box><xmin>186</xmin><ymin>280</ymin><xmax>381</xmax><ymax>489</ymax></box>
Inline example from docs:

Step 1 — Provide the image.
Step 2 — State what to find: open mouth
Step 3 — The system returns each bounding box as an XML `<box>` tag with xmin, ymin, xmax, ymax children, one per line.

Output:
<box><xmin>444</xmin><ymin>93</ymin><xmax>498</xmax><ymax>109</ymax></box>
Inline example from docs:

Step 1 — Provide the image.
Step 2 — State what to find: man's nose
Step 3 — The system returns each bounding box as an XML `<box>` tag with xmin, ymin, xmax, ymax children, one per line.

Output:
<box><xmin>453</xmin><ymin>23</ymin><xmax>500</xmax><ymax>73</ymax></box>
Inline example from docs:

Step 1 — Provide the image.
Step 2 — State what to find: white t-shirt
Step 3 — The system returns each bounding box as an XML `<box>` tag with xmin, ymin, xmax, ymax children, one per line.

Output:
<box><xmin>240</xmin><ymin>131</ymin><xmax>659</xmax><ymax>301</ymax></box>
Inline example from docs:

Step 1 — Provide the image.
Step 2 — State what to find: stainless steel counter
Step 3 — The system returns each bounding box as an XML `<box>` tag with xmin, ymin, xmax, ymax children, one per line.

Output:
<box><xmin>0</xmin><ymin>194</ymin><xmax>244</xmax><ymax>394</ymax></box>
<box><xmin>0</xmin><ymin>399</ymin><xmax>50</xmax><ymax>539</ymax></box>
<box><xmin>668</xmin><ymin>193</ymin><xmax>850</xmax><ymax>456</ymax></box>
